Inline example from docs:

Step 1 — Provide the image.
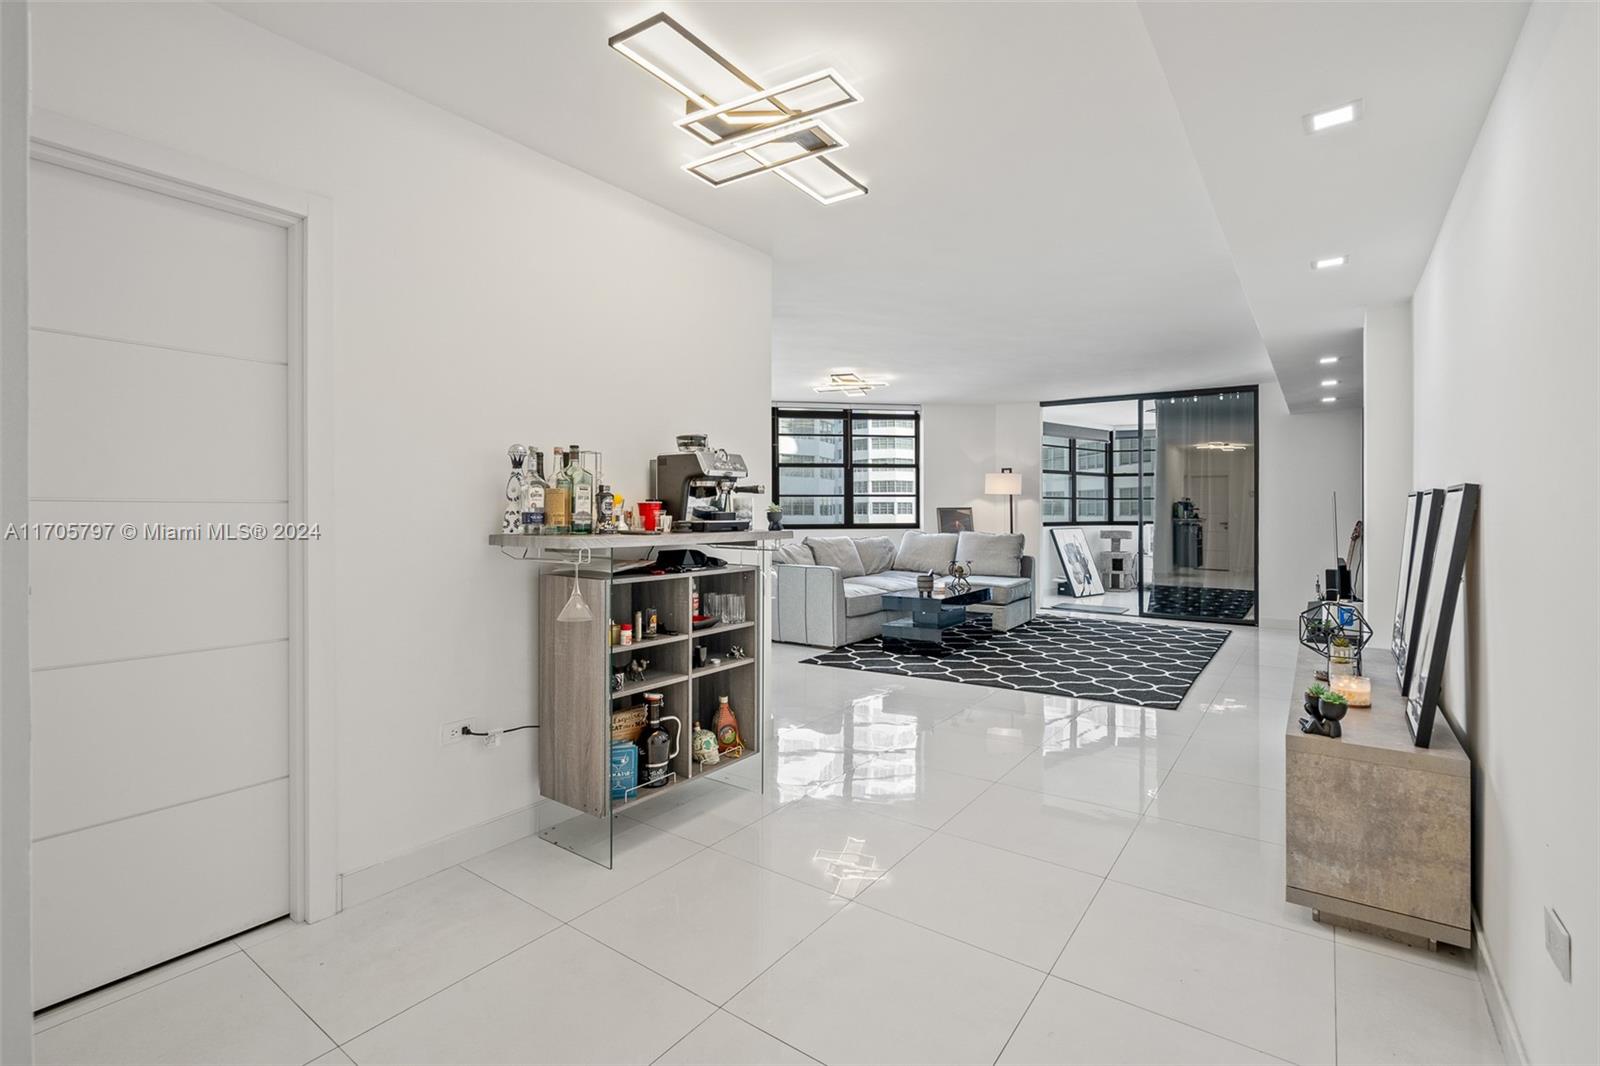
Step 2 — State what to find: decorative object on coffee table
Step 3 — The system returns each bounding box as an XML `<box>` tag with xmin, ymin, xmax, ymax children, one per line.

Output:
<box><xmin>916</xmin><ymin>571</ymin><xmax>935</xmax><ymax>596</ymax></box>
<box><xmin>946</xmin><ymin>561</ymin><xmax>973</xmax><ymax>594</ymax></box>
<box><xmin>1050</xmin><ymin>527</ymin><xmax>1105</xmax><ymax>597</ymax></box>
<box><xmin>937</xmin><ymin>506</ymin><xmax>975</xmax><ymax>533</ymax></box>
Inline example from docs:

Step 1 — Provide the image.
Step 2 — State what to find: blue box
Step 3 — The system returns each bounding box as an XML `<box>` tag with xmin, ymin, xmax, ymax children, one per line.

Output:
<box><xmin>610</xmin><ymin>740</ymin><xmax>638</xmax><ymax>800</ymax></box>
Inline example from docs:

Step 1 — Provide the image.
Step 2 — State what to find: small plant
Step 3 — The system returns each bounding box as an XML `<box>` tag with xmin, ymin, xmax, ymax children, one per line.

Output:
<box><xmin>1306</xmin><ymin>683</ymin><xmax>1332</xmax><ymax>700</ymax></box>
<box><xmin>1319</xmin><ymin>690</ymin><xmax>1349</xmax><ymax>708</ymax></box>
<box><xmin>765</xmin><ymin>503</ymin><xmax>783</xmax><ymax>514</ymax></box>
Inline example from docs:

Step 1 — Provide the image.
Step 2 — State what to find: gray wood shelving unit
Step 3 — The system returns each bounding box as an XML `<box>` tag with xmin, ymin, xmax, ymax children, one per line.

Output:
<box><xmin>493</xmin><ymin>531</ymin><xmax>787</xmax><ymax>867</ymax></box>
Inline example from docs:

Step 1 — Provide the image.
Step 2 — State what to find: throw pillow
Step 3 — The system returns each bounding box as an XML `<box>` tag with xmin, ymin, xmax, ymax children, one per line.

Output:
<box><xmin>809</xmin><ymin>536</ymin><xmax>866</xmax><ymax>578</ymax></box>
<box><xmin>772</xmin><ymin>540</ymin><xmax>815</xmax><ymax>566</ymax></box>
<box><xmin>855</xmin><ymin>536</ymin><xmax>898</xmax><ymax>575</ymax></box>
<box><xmin>894</xmin><ymin>530</ymin><xmax>958</xmax><ymax>573</ymax></box>
<box><xmin>957</xmin><ymin>531</ymin><xmax>1025</xmax><ymax>577</ymax></box>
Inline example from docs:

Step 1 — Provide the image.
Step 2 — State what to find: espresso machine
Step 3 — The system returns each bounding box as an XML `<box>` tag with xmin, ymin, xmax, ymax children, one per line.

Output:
<box><xmin>653</xmin><ymin>435</ymin><xmax>766</xmax><ymax>532</ymax></box>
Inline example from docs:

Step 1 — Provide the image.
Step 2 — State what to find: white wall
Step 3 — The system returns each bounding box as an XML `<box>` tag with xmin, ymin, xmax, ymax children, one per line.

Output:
<box><xmin>0</xmin><ymin>1</ymin><xmax>31</xmax><ymax>1059</ymax></box>
<box><xmin>920</xmin><ymin>403</ymin><xmax>1001</xmax><ymax>534</ymax></box>
<box><xmin>1257</xmin><ymin>380</ymin><xmax>1364</xmax><ymax>625</ymax></box>
<box><xmin>1411</xmin><ymin>4</ymin><xmax>1597</xmax><ymax>1060</ymax></box>
<box><xmin>1362</xmin><ymin>303</ymin><xmax>1414</xmax><ymax>634</ymax></box>
<box><xmin>29</xmin><ymin>2</ymin><xmax>772</xmax><ymax>879</ymax></box>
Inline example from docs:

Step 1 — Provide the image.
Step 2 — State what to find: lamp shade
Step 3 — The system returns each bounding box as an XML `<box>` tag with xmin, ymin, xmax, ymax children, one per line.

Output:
<box><xmin>985</xmin><ymin>472</ymin><xmax>1022</xmax><ymax>496</ymax></box>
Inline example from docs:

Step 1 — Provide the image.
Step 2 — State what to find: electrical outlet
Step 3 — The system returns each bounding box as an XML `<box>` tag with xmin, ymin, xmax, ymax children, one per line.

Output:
<box><xmin>440</xmin><ymin>718</ymin><xmax>475</xmax><ymax>746</ymax></box>
<box><xmin>1546</xmin><ymin>908</ymin><xmax>1572</xmax><ymax>982</ymax></box>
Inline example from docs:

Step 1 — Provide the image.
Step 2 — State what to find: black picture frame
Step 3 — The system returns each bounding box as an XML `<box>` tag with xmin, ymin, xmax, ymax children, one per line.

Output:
<box><xmin>1050</xmin><ymin>527</ymin><xmax>1105</xmax><ymax>597</ymax></box>
<box><xmin>1406</xmin><ymin>484</ymin><xmax>1479</xmax><ymax>747</ymax></box>
<box><xmin>1393</xmin><ymin>488</ymin><xmax>1444</xmax><ymax>695</ymax></box>
<box><xmin>936</xmin><ymin>506</ymin><xmax>975</xmax><ymax>534</ymax></box>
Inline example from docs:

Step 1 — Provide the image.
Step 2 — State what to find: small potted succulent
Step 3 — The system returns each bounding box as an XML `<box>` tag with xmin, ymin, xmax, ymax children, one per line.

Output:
<box><xmin>765</xmin><ymin>503</ymin><xmax>784</xmax><ymax>531</ymax></box>
<box><xmin>1304</xmin><ymin>683</ymin><xmax>1330</xmax><ymax>716</ymax></box>
<box><xmin>1317</xmin><ymin>689</ymin><xmax>1350</xmax><ymax>736</ymax></box>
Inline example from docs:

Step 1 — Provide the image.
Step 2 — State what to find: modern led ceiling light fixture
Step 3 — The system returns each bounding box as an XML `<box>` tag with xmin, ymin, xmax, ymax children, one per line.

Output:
<box><xmin>610</xmin><ymin>12</ymin><xmax>868</xmax><ymax>203</ymax></box>
<box><xmin>677</xmin><ymin>69</ymin><xmax>863</xmax><ymax>144</ymax></box>
<box><xmin>608</xmin><ymin>13</ymin><xmax>762</xmax><ymax>108</ymax></box>
<box><xmin>813</xmin><ymin>371</ymin><xmax>886</xmax><ymax>397</ymax></box>
<box><xmin>1312</xmin><ymin>254</ymin><xmax>1349</xmax><ymax>270</ymax></box>
<box><xmin>774</xmin><ymin>155</ymin><xmax>869</xmax><ymax>204</ymax></box>
<box><xmin>685</xmin><ymin>121</ymin><xmax>847</xmax><ymax>188</ymax></box>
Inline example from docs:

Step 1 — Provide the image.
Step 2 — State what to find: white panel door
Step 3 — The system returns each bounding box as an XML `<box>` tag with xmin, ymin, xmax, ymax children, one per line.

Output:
<box><xmin>28</xmin><ymin>160</ymin><xmax>292</xmax><ymax>1008</ymax></box>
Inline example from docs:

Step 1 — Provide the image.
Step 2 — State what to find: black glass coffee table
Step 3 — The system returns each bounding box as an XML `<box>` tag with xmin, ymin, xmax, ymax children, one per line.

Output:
<box><xmin>880</xmin><ymin>587</ymin><xmax>993</xmax><ymax>647</ymax></box>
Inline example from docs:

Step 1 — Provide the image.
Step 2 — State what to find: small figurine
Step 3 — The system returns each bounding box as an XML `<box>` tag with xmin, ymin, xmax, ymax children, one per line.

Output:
<box><xmin>728</xmin><ymin>645</ymin><xmax>747</xmax><ymax>660</ymax></box>
<box><xmin>947</xmin><ymin>561</ymin><xmax>973</xmax><ymax>594</ymax></box>
<box><xmin>626</xmin><ymin>658</ymin><xmax>650</xmax><ymax>684</ymax></box>
<box><xmin>612</xmin><ymin>671</ymin><xmax>626</xmax><ymax>693</ymax></box>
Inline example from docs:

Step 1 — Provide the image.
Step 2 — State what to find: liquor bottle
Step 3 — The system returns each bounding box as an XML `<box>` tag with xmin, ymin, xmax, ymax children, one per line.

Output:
<box><xmin>712</xmin><ymin>695</ymin><xmax>743</xmax><ymax>755</ymax></box>
<box><xmin>503</xmin><ymin>444</ymin><xmax>529</xmax><ymax>534</ymax></box>
<box><xmin>519</xmin><ymin>447</ymin><xmax>548</xmax><ymax>533</ymax></box>
<box><xmin>641</xmin><ymin>693</ymin><xmax>677</xmax><ymax>788</ymax></box>
<box><xmin>545</xmin><ymin>447</ymin><xmax>572</xmax><ymax>533</ymax></box>
<box><xmin>568</xmin><ymin>444</ymin><xmax>595</xmax><ymax>534</ymax></box>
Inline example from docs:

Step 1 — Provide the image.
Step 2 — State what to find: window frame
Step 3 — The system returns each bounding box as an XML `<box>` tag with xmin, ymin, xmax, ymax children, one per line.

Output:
<box><xmin>1042</xmin><ymin>430</ymin><xmax>1113</xmax><ymax>526</ymax></box>
<box><xmin>772</xmin><ymin>406</ymin><xmax>921</xmax><ymax>530</ymax></box>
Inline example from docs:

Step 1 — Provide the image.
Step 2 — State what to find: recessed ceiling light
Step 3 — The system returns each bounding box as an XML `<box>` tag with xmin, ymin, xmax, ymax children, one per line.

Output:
<box><xmin>1320</xmin><ymin>379</ymin><xmax>1339</xmax><ymax>387</ymax></box>
<box><xmin>1321</xmin><ymin>396</ymin><xmax>1337</xmax><ymax>404</ymax></box>
<box><xmin>1318</xmin><ymin>355</ymin><xmax>1340</xmax><ymax>365</ymax></box>
<box><xmin>1305</xmin><ymin>100</ymin><xmax>1362</xmax><ymax>134</ymax></box>
<box><xmin>1313</xmin><ymin>255</ymin><xmax>1348</xmax><ymax>270</ymax></box>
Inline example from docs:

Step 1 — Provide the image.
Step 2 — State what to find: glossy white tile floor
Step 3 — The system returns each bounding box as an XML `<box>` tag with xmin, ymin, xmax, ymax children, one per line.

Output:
<box><xmin>32</xmin><ymin>623</ymin><xmax>1504</xmax><ymax>1065</ymax></box>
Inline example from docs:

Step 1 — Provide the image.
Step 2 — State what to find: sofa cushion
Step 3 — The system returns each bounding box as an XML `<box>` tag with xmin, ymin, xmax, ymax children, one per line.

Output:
<box><xmin>855</xmin><ymin>536</ymin><xmax>898</xmax><ymax>575</ymax></box>
<box><xmin>772</xmin><ymin>540</ymin><xmax>815</xmax><ymax>566</ymax></box>
<box><xmin>809</xmin><ymin>536</ymin><xmax>865</xmax><ymax>578</ymax></box>
<box><xmin>894</xmin><ymin>530</ymin><xmax>957</xmax><ymax>573</ymax></box>
<box><xmin>957</xmin><ymin>531</ymin><xmax>1024</xmax><ymax>578</ymax></box>
<box><xmin>847</xmin><ymin>571</ymin><xmax>922</xmax><ymax>594</ymax></box>
<box><xmin>967</xmin><ymin>574</ymin><xmax>1033</xmax><ymax>605</ymax></box>
<box><xmin>843</xmin><ymin>586</ymin><xmax>885</xmax><ymax>617</ymax></box>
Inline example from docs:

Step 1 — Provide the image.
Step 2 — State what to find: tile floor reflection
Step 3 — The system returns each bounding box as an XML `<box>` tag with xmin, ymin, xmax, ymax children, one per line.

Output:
<box><xmin>33</xmin><ymin>624</ymin><xmax>1504</xmax><ymax>1065</ymax></box>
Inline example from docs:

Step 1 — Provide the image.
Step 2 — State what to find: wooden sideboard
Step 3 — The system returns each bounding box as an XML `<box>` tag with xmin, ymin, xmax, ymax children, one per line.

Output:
<box><xmin>1285</xmin><ymin>646</ymin><xmax>1472</xmax><ymax>948</ymax></box>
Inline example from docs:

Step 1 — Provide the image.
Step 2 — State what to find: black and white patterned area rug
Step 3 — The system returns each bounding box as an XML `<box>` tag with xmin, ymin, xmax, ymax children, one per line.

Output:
<box><xmin>1146</xmin><ymin>585</ymin><xmax>1256</xmax><ymax>620</ymax></box>
<box><xmin>800</xmin><ymin>616</ymin><xmax>1229</xmax><ymax>710</ymax></box>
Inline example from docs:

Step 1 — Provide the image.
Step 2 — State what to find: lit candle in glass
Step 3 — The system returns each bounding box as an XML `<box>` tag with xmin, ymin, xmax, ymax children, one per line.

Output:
<box><xmin>1331</xmin><ymin>675</ymin><xmax>1372</xmax><ymax>708</ymax></box>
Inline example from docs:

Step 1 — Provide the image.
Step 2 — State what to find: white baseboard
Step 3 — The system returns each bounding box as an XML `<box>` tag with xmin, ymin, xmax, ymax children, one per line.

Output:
<box><xmin>337</xmin><ymin>801</ymin><xmax>548</xmax><ymax>912</ymax></box>
<box><xmin>1474</xmin><ymin>912</ymin><xmax>1529</xmax><ymax>1066</ymax></box>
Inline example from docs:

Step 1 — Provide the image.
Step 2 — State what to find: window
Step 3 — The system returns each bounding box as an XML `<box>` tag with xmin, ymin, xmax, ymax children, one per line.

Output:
<box><xmin>1042</xmin><ymin>430</ymin><xmax>1111</xmax><ymax>524</ymax></box>
<box><xmin>774</xmin><ymin>407</ymin><xmax>920</xmax><ymax>528</ymax></box>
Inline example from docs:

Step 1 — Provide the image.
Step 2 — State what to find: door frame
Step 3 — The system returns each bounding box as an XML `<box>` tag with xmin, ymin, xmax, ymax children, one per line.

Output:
<box><xmin>29</xmin><ymin>111</ymin><xmax>339</xmax><ymax>922</ymax></box>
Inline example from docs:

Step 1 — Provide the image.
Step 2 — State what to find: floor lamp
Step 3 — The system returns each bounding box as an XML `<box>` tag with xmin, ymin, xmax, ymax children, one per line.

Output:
<box><xmin>985</xmin><ymin>468</ymin><xmax>1021</xmax><ymax>534</ymax></box>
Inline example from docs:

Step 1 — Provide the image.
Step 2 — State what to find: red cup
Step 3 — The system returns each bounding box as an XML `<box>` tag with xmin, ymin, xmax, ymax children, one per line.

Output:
<box><xmin>639</xmin><ymin>500</ymin><xmax>664</xmax><ymax>532</ymax></box>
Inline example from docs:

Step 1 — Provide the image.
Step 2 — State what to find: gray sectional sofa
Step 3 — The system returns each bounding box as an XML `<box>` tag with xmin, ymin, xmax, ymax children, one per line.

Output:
<box><xmin>772</xmin><ymin>530</ymin><xmax>1036</xmax><ymax>648</ymax></box>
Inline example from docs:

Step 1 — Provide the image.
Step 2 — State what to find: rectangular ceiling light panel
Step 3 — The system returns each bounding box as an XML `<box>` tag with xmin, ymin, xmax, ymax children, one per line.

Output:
<box><xmin>685</xmin><ymin>121</ymin><xmax>846</xmax><ymax>187</ymax></box>
<box><xmin>772</xmin><ymin>155</ymin><xmax>868</xmax><ymax>204</ymax></box>
<box><xmin>677</xmin><ymin>69</ymin><xmax>863</xmax><ymax>144</ymax></box>
<box><xmin>609</xmin><ymin>13</ymin><xmax>762</xmax><ymax>109</ymax></box>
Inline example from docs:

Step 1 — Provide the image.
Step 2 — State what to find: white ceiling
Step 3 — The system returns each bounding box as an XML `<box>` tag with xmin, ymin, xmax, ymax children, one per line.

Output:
<box><xmin>223</xmin><ymin>1</ymin><xmax>1527</xmax><ymax>411</ymax></box>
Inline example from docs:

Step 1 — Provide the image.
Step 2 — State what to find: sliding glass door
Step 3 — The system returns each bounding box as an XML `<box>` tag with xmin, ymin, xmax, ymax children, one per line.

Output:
<box><xmin>1140</xmin><ymin>389</ymin><xmax>1258</xmax><ymax>623</ymax></box>
<box><xmin>1040</xmin><ymin>387</ymin><xmax>1258</xmax><ymax>625</ymax></box>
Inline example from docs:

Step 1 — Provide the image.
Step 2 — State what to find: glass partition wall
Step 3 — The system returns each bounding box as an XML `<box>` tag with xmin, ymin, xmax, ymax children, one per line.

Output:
<box><xmin>1041</xmin><ymin>387</ymin><xmax>1258</xmax><ymax>625</ymax></box>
